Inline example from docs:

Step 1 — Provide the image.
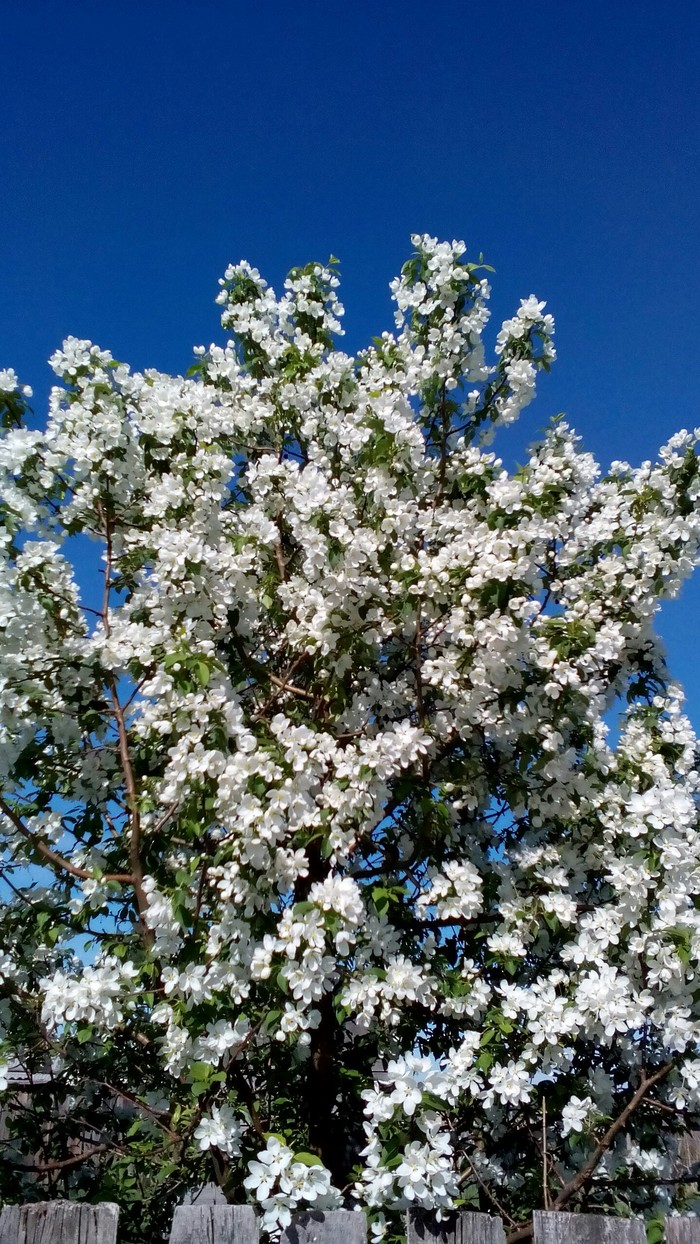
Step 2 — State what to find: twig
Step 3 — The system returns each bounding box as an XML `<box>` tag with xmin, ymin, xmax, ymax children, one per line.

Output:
<box><xmin>90</xmin><ymin>1078</ymin><xmax>178</xmax><ymax>1142</ymax></box>
<box><xmin>542</xmin><ymin>1096</ymin><xmax>549</xmax><ymax>1209</ymax></box>
<box><xmin>250</xmin><ymin>651</ymin><xmax>312</xmax><ymax>721</ymax></box>
<box><xmin>151</xmin><ymin>801</ymin><xmax>182</xmax><ymax>835</ymax></box>
<box><xmin>232</xmin><ymin>637</ymin><xmax>313</xmax><ymax>706</ymax></box>
<box><xmin>9</xmin><ymin>1144</ymin><xmax>108</xmax><ymax>1172</ymax></box>
<box><xmin>461</xmin><ymin>1151</ymin><xmax>518</xmax><ymax>1228</ymax></box>
<box><xmin>274</xmin><ymin>516</ymin><xmax>287</xmax><ymax>582</ymax></box>
<box><xmin>267</xmin><ymin>671</ymin><xmax>313</xmax><ymax>699</ymax></box>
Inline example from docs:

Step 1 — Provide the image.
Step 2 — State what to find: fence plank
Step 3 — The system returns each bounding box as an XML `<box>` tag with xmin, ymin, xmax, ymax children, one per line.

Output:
<box><xmin>169</xmin><ymin>1205</ymin><xmax>259</xmax><ymax>1244</ymax></box>
<box><xmin>533</xmin><ymin>1212</ymin><xmax>646</xmax><ymax>1244</ymax></box>
<box><xmin>407</xmin><ymin>1209</ymin><xmax>505</xmax><ymax>1244</ymax></box>
<box><xmin>0</xmin><ymin>1202</ymin><xmax>119</xmax><ymax>1244</ymax></box>
<box><xmin>282</xmin><ymin>1210</ymin><xmax>367</xmax><ymax>1244</ymax></box>
<box><xmin>182</xmin><ymin>1185</ymin><xmax>230</xmax><ymax>1206</ymax></box>
<box><xmin>666</xmin><ymin>1221</ymin><xmax>700</xmax><ymax>1244</ymax></box>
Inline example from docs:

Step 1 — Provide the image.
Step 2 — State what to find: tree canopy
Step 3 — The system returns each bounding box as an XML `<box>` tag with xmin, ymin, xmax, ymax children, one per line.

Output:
<box><xmin>2</xmin><ymin>236</ymin><xmax>700</xmax><ymax>1241</ymax></box>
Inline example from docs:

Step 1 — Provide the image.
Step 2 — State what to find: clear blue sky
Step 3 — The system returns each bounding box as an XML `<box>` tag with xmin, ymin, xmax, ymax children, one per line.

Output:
<box><xmin>2</xmin><ymin>0</ymin><xmax>699</xmax><ymax>720</ymax></box>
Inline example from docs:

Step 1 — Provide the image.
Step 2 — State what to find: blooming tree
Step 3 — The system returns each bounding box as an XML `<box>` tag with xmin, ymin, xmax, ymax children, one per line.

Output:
<box><xmin>2</xmin><ymin>236</ymin><xmax>700</xmax><ymax>1240</ymax></box>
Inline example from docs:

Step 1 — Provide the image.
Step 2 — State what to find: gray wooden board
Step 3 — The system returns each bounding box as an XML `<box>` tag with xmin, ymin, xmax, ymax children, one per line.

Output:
<box><xmin>666</xmin><ymin>1221</ymin><xmax>700</xmax><ymax>1244</ymax></box>
<box><xmin>0</xmin><ymin>1202</ymin><xmax>119</xmax><ymax>1244</ymax></box>
<box><xmin>182</xmin><ymin>1185</ymin><xmax>229</xmax><ymax>1206</ymax></box>
<box><xmin>282</xmin><ymin>1210</ymin><xmax>367</xmax><ymax>1244</ymax></box>
<box><xmin>407</xmin><ymin>1210</ymin><xmax>505</xmax><ymax>1244</ymax></box>
<box><xmin>169</xmin><ymin>1205</ymin><xmax>259</xmax><ymax>1244</ymax></box>
<box><xmin>533</xmin><ymin>1213</ymin><xmax>646</xmax><ymax>1244</ymax></box>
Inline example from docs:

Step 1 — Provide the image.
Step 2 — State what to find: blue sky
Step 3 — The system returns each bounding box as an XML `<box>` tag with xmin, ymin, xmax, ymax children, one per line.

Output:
<box><xmin>2</xmin><ymin>0</ymin><xmax>699</xmax><ymax>720</ymax></box>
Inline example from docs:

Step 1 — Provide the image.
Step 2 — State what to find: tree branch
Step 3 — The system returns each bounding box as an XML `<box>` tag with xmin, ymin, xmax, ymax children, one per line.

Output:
<box><xmin>9</xmin><ymin>1144</ymin><xmax>108</xmax><ymax>1172</ymax></box>
<box><xmin>100</xmin><ymin>515</ymin><xmax>153</xmax><ymax>948</ymax></box>
<box><xmin>0</xmin><ymin>795</ymin><xmax>133</xmax><ymax>884</ymax></box>
<box><xmin>506</xmin><ymin>1062</ymin><xmax>675</xmax><ymax>1243</ymax></box>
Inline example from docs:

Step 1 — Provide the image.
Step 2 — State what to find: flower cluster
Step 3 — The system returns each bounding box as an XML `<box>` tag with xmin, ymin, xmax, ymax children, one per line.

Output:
<box><xmin>40</xmin><ymin>958</ymin><xmax>138</xmax><ymax>1029</ymax></box>
<box><xmin>244</xmin><ymin>1138</ymin><xmax>342</xmax><ymax>1235</ymax></box>
<box><xmin>194</xmin><ymin>1105</ymin><xmax>243</xmax><ymax>1157</ymax></box>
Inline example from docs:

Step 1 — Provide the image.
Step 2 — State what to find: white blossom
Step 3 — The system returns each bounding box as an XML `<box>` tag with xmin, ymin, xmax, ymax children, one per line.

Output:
<box><xmin>193</xmin><ymin>1104</ymin><xmax>243</xmax><ymax>1156</ymax></box>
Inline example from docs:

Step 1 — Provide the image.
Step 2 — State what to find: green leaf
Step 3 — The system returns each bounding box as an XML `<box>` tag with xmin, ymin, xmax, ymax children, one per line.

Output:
<box><xmin>646</xmin><ymin>1216</ymin><xmax>665</xmax><ymax>1244</ymax></box>
<box><xmin>421</xmin><ymin>1091</ymin><xmax>449</xmax><ymax>1113</ymax></box>
<box><xmin>262</xmin><ymin>1009</ymin><xmax>282</xmax><ymax>1034</ymax></box>
<box><xmin>293</xmin><ymin>1151</ymin><xmax>323</xmax><ymax>1167</ymax></box>
<box><xmin>164</xmin><ymin>649</ymin><xmax>186</xmax><ymax>671</ymax></box>
<box><xmin>458</xmin><ymin>1182</ymin><xmax>481</xmax><ymax>1208</ymax></box>
<box><xmin>188</xmin><ymin>1062</ymin><xmax>214</xmax><ymax>1083</ymax></box>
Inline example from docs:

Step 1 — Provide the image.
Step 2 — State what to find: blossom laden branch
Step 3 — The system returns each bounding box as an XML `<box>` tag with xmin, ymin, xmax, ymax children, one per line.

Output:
<box><xmin>0</xmin><ymin>795</ymin><xmax>133</xmax><ymax>884</ymax></box>
<box><xmin>506</xmin><ymin>1063</ymin><xmax>675</xmax><ymax>1243</ymax></box>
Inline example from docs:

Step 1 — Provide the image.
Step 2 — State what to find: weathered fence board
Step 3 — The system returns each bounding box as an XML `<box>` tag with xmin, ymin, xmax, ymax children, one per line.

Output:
<box><xmin>282</xmin><ymin>1209</ymin><xmax>367</xmax><ymax>1244</ymax></box>
<box><xmin>533</xmin><ymin>1212</ymin><xmax>646</xmax><ymax>1244</ymax></box>
<box><xmin>2</xmin><ymin>1201</ymin><xmax>699</xmax><ymax>1243</ymax></box>
<box><xmin>666</xmin><ymin>1221</ymin><xmax>700</xmax><ymax>1244</ymax></box>
<box><xmin>169</xmin><ymin>1205</ymin><xmax>258</xmax><ymax>1244</ymax></box>
<box><xmin>182</xmin><ymin>1185</ymin><xmax>229</xmax><ymax>1207</ymax></box>
<box><xmin>0</xmin><ymin>1201</ymin><xmax>119</xmax><ymax>1244</ymax></box>
<box><xmin>407</xmin><ymin>1209</ymin><xmax>505</xmax><ymax>1244</ymax></box>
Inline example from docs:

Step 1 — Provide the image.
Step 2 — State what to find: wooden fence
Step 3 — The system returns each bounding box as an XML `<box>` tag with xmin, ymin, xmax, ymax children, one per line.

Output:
<box><xmin>2</xmin><ymin>1204</ymin><xmax>700</xmax><ymax>1244</ymax></box>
